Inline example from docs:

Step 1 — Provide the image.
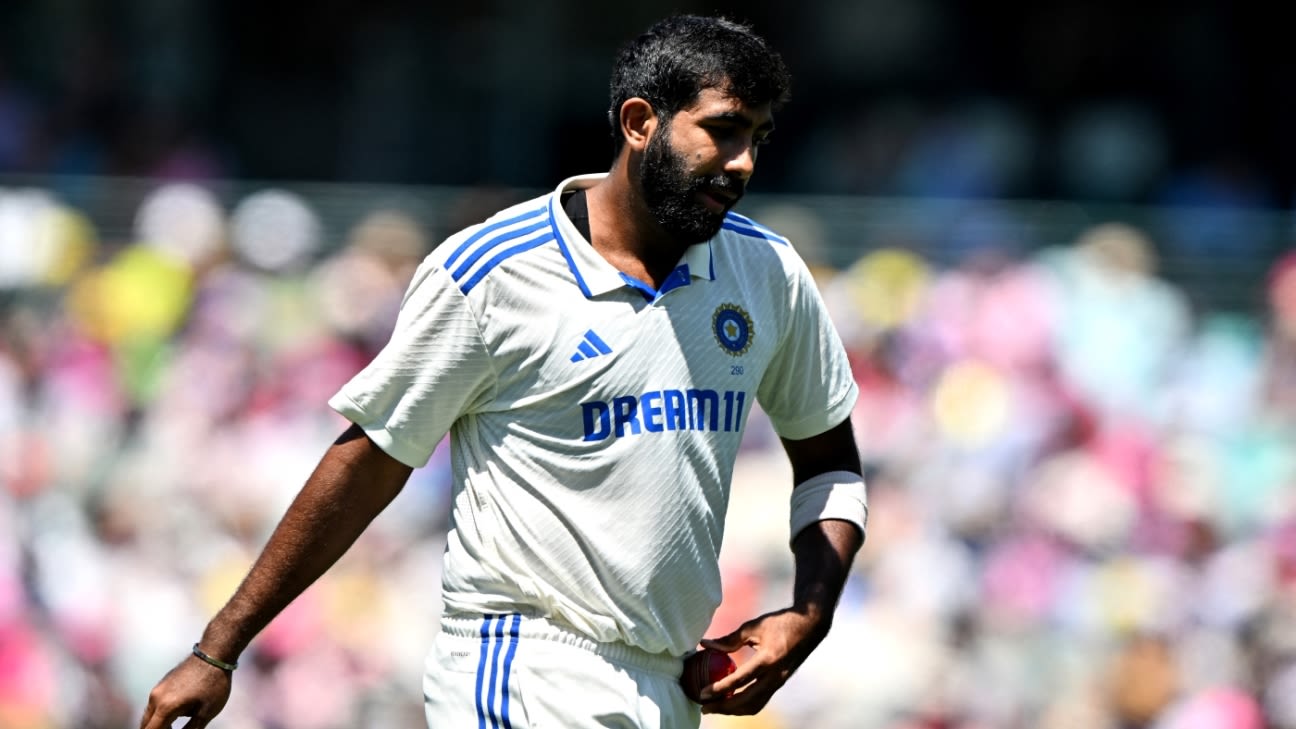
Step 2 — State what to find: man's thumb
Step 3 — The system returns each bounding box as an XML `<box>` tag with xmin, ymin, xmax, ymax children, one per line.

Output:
<box><xmin>700</xmin><ymin>630</ymin><xmax>745</xmax><ymax>652</ymax></box>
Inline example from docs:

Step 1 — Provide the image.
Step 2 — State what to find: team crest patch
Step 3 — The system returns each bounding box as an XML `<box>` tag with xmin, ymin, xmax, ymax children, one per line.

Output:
<box><xmin>712</xmin><ymin>303</ymin><xmax>753</xmax><ymax>356</ymax></box>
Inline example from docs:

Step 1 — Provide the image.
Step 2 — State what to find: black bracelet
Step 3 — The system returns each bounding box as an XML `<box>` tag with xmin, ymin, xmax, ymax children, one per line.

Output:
<box><xmin>192</xmin><ymin>643</ymin><xmax>238</xmax><ymax>672</ymax></box>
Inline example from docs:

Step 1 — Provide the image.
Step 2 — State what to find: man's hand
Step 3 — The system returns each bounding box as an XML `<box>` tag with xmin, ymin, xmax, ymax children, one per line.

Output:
<box><xmin>139</xmin><ymin>425</ymin><xmax>412</xmax><ymax>729</ymax></box>
<box><xmin>139</xmin><ymin>655</ymin><xmax>233</xmax><ymax>729</ymax></box>
<box><xmin>694</xmin><ymin>606</ymin><xmax>831</xmax><ymax>715</ymax></box>
<box><xmin>695</xmin><ymin>482</ymin><xmax>863</xmax><ymax>718</ymax></box>
<box><xmin>696</xmin><ymin>418</ymin><xmax>867</xmax><ymax>716</ymax></box>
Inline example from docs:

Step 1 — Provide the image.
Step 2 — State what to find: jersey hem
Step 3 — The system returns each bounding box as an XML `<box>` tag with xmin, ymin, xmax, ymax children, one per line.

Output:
<box><xmin>439</xmin><ymin>613</ymin><xmax>685</xmax><ymax>676</ymax></box>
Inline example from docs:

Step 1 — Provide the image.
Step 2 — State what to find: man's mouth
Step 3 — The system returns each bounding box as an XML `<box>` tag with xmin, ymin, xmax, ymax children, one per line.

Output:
<box><xmin>698</xmin><ymin>187</ymin><xmax>739</xmax><ymax>214</ymax></box>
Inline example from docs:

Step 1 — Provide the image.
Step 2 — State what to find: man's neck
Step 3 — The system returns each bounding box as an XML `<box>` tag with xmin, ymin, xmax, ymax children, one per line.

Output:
<box><xmin>584</xmin><ymin>170</ymin><xmax>690</xmax><ymax>290</ymax></box>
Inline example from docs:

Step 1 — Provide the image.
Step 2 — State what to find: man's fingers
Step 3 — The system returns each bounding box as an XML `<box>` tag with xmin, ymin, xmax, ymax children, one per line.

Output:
<box><xmin>140</xmin><ymin>693</ymin><xmax>198</xmax><ymax>729</ymax></box>
<box><xmin>707</xmin><ymin>675</ymin><xmax>780</xmax><ymax>716</ymax></box>
<box><xmin>700</xmin><ymin>632</ymin><xmax>744</xmax><ymax>652</ymax></box>
<box><xmin>139</xmin><ymin>697</ymin><xmax>181</xmax><ymax>729</ymax></box>
<box><xmin>704</xmin><ymin>616</ymin><xmax>764</xmax><ymax>651</ymax></box>
<box><xmin>707</xmin><ymin>660</ymin><xmax>759</xmax><ymax>698</ymax></box>
<box><xmin>700</xmin><ymin>659</ymin><xmax>791</xmax><ymax>716</ymax></box>
<box><xmin>144</xmin><ymin>704</ymin><xmax>185</xmax><ymax>729</ymax></box>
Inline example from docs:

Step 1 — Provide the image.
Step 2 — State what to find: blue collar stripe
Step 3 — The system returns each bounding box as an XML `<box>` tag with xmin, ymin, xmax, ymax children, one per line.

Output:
<box><xmin>659</xmin><ymin>264</ymin><xmax>691</xmax><ymax>295</ymax></box>
<box><xmin>617</xmin><ymin>264</ymin><xmax>693</xmax><ymax>301</ymax></box>
<box><xmin>618</xmin><ymin>273</ymin><xmax>655</xmax><ymax>300</ymax></box>
<box><xmin>550</xmin><ymin>200</ymin><xmax>594</xmax><ymax>298</ymax></box>
<box><xmin>446</xmin><ymin>207</ymin><xmax>548</xmax><ymax>269</ymax></box>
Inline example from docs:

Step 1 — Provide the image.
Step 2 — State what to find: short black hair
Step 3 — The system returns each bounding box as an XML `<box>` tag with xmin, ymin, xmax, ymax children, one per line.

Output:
<box><xmin>607</xmin><ymin>15</ymin><xmax>792</xmax><ymax>154</ymax></box>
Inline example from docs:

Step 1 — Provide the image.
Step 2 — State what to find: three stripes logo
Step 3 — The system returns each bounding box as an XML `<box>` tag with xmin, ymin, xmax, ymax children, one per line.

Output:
<box><xmin>569</xmin><ymin>329</ymin><xmax>613</xmax><ymax>362</ymax></box>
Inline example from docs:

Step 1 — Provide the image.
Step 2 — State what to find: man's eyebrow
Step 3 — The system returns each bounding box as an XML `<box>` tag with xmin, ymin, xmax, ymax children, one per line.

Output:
<box><xmin>703</xmin><ymin>111</ymin><xmax>776</xmax><ymax>132</ymax></box>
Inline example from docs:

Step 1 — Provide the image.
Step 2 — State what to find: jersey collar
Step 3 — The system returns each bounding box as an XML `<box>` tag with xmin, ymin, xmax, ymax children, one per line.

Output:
<box><xmin>549</xmin><ymin>173</ymin><xmax>716</xmax><ymax>299</ymax></box>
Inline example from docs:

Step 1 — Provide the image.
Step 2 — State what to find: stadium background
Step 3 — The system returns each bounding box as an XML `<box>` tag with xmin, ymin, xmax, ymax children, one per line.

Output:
<box><xmin>2</xmin><ymin>1</ymin><xmax>1296</xmax><ymax>728</ymax></box>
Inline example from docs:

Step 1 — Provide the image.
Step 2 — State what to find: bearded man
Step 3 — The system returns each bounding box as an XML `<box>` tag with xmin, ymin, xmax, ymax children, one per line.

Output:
<box><xmin>141</xmin><ymin>15</ymin><xmax>867</xmax><ymax>729</ymax></box>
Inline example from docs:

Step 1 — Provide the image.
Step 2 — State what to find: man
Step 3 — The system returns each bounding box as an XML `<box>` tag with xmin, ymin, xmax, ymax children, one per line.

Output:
<box><xmin>140</xmin><ymin>14</ymin><xmax>866</xmax><ymax>729</ymax></box>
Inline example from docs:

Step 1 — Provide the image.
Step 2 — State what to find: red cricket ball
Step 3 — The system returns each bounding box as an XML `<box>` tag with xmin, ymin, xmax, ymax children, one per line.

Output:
<box><xmin>680</xmin><ymin>648</ymin><xmax>737</xmax><ymax>703</ymax></box>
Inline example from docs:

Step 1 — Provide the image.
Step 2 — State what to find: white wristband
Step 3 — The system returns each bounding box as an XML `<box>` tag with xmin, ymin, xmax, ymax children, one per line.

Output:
<box><xmin>789</xmin><ymin>470</ymin><xmax>868</xmax><ymax>546</ymax></box>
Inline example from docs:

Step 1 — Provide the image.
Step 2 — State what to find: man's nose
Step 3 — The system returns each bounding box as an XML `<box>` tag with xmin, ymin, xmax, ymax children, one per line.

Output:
<box><xmin>724</xmin><ymin>143</ymin><xmax>756</xmax><ymax>182</ymax></box>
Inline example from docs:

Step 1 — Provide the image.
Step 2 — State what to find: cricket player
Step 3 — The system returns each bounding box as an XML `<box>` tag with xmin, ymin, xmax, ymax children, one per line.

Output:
<box><xmin>141</xmin><ymin>14</ymin><xmax>867</xmax><ymax>729</ymax></box>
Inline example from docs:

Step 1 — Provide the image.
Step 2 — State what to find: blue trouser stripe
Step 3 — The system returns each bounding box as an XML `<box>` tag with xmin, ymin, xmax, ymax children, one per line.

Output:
<box><xmin>486</xmin><ymin>617</ymin><xmax>506</xmax><ymax>727</ymax></box>
<box><xmin>500</xmin><ymin>614</ymin><xmax>522</xmax><ymax>729</ymax></box>
<box><xmin>476</xmin><ymin>614</ymin><xmax>521</xmax><ymax>729</ymax></box>
<box><xmin>475</xmin><ymin>616</ymin><xmax>494</xmax><ymax>729</ymax></box>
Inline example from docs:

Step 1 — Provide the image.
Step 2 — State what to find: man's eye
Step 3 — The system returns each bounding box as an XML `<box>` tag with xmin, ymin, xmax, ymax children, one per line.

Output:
<box><xmin>755</xmin><ymin>136</ymin><xmax>773</xmax><ymax>147</ymax></box>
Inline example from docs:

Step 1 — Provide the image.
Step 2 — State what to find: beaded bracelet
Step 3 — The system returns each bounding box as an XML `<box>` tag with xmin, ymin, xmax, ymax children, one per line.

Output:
<box><xmin>191</xmin><ymin>643</ymin><xmax>238</xmax><ymax>672</ymax></box>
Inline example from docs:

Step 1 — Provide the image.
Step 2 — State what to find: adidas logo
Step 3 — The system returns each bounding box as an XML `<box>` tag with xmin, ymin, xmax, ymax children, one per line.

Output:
<box><xmin>570</xmin><ymin>329</ymin><xmax>612</xmax><ymax>362</ymax></box>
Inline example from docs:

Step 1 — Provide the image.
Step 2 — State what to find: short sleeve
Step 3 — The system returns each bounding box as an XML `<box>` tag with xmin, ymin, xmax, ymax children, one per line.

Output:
<box><xmin>329</xmin><ymin>262</ymin><xmax>497</xmax><ymax>468</ymax></box>
<box><xmin>756</xmin><ymin>259</ymin><xmax>859</xmax><ymax>440</ymax></box>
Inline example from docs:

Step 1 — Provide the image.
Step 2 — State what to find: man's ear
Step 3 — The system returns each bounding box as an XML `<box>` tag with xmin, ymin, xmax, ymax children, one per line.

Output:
<box><xmin>619</xmin><ymin>98</ymin><xmax>657</xmax><ymax>153</ymax></box>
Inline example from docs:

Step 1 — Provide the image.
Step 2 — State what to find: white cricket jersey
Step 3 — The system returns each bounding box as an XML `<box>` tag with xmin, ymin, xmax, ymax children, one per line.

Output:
<box><xmin>329</xmin><ymin>173</ymin><xmax>858</xmax><ymax>657</ymax></box>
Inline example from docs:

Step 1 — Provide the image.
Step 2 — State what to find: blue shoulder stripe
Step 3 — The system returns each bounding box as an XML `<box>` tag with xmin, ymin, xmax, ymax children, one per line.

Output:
<box><xmin>446</xmin><ymin>206</ymin><xmax>548</xmax><ymax>269</ymax></box>
<box><xmin>723</xmin><ymin>212</ymin><xmax>790</xmax><ymax>245</ymax></box>
<box><xmin>450</xmin><ymin>219</ymin><xmax>552</xmax><ymax>281</ymax></box>
<box><xmin>458</xmin><ymin>231</ymin><xmax>556</xmax><ymax>294</ymax></box>
<box><xmin>722</xmin><ymin>221</ymin><xmax>790</xmax><ymax>245</ymax></box>
<box><xmin>727</xmin><ymin>211</ymin><xmax>770</xmax><ymax>230</ymax></box>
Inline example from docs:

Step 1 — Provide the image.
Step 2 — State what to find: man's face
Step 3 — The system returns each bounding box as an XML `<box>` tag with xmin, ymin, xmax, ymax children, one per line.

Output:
<box><xmin>638</xmin><ymin>88</ymin><xmax>774</xmax><ymax>244</ymax></box>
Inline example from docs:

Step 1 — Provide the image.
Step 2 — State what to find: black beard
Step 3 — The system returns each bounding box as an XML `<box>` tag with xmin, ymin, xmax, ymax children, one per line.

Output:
<box><xmin>639</xmin><ymin>125</ymin><xmax>745</xmax><ymax>244</ymax></box>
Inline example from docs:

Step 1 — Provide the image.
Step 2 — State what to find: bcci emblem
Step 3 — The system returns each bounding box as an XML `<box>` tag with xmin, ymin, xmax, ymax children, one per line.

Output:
<box><xmin>712</xmin><ymin>303</ymin><xmax>753</xmax><ymax>356</ymax></box>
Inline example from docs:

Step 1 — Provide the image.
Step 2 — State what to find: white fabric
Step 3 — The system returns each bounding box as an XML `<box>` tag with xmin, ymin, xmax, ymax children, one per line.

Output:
<box><xmin>788</xmin><ymin>470</ymin><xmax>869</xmax><ymax>545</ymax></box>
<box><xmin>424</xmin><ymin>614</ymin><xmax>700</xmax><ymax>729</ymax></box>
<box><xmin>330</xmin><ymin>173</ymin><xmax>858</xmax><ymax>656</ymax></box>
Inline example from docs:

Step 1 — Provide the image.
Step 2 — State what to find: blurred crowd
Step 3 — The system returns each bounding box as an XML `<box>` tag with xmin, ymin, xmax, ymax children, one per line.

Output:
<box><xmin>0</xmin><ymin>179</ymin><xmax>1295</xmax><ymax>729</ymax></box>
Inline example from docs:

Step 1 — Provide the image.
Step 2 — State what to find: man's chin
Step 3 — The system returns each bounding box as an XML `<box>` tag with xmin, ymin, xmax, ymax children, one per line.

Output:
<box><xmin>651</xmin><ymin>200</ymin><xmax>728</xmax><ymax>243</ymax></box>
<box><xmin>674</xmin><ymin>216</ymin><xmax>725</xmax><ymax>244</ymax></box>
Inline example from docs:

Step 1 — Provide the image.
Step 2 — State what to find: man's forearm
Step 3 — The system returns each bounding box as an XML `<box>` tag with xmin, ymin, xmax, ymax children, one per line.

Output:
<box><xmin>790</xmin><ymin>519</ymin><xmax>863</xmax><ymax>625</ymax></box>
<box><xmin>197</xmin><ymin>425</ymin><xmax>412</xmax><ymax>662</ymax></box>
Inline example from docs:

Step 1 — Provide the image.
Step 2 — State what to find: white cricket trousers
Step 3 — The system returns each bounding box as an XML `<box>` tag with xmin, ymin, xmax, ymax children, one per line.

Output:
<box><xmin>424</xmin><ymin>613</ymin><xmax>701</xmax><ymax>729</ymax></box>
